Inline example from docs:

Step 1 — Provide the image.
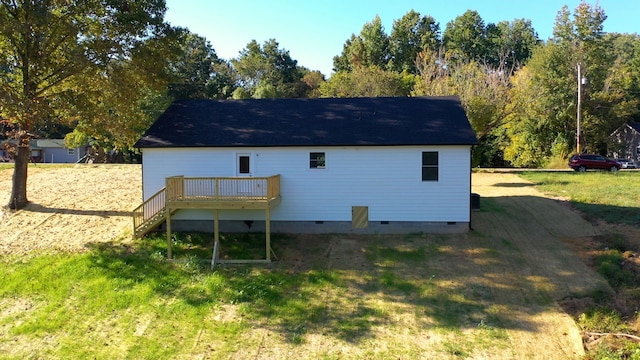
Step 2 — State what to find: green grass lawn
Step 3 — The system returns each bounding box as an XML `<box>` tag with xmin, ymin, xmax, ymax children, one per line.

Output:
<box><xmin>519</xmin><ymin>171</ymin><xmax>640</xmax><ymax>225</ymax></box>
<box><xmin>0</xmin><ymin>232</ymin><xmax>544</xmax><ymax>359</ymax></box>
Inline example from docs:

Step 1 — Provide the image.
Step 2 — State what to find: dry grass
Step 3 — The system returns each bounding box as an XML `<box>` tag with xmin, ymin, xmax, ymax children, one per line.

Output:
<box><xmin>0</xmin><ymin>164</ymin><xmax>141</xmax><ymax>256</ymax></box>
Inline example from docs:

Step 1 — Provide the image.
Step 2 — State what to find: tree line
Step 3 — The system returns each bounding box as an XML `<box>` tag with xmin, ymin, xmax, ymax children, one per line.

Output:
<box><xmin>158</xmin><ymin>3</ymin><xmax>640</xmax><ymax>168</ymax></box>
<box><xmin>1</xmin><ymin>1</ymin><xmax>638</xmax><ymax>209</ymax></box>
<box><xmin>326</xmin><ymin>4</ymin><xmax>638</xmax><ymax>168</ymax></box>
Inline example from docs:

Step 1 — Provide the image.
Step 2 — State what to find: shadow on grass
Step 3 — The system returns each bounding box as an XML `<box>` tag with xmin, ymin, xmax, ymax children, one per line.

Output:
<box><xmin>492</xmin><ymin>182</ymin><xmax>536</xmax><ymax>188</ymax></box>
<box><xmin>24</xmin><ymin>203</ymin><xmax>132</xmax><ymax>217</ymax></box>
<box><xmin>84</xmin><ymin>225</ymin><xmax>563</xmax><ymax>345</ymax></box>
<box><xmin>86</xmin><ymin>241</ymin><xmax>197</xmax><ymax>298</ymax></box>
<box><xmin>572</xmin><ymin>202</ymin><xmax>640</xmax><ymax>226</ymax></box>
<box><xmin>85</xmin><ymin>235</ymin><xmax>387</xmax><ymax>343</ymax></box>
<box><xmin>81</xmin><ymin>189</ymin><xmax>623</xmax><ymax>346</ymax></box>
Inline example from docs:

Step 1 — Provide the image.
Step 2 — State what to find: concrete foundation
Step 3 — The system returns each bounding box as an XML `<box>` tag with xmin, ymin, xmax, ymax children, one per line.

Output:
<box><xmin>160</xmin><ymin>220</ymin><xmax>469</xmax><ymax>234</ymax></box>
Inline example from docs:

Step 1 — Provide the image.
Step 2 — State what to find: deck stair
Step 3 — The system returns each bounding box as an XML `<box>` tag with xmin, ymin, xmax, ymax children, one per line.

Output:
<box><xmin>133</xmin><ymin>187</ymin><xmax>170</xmax><ymax>238</ymax></box>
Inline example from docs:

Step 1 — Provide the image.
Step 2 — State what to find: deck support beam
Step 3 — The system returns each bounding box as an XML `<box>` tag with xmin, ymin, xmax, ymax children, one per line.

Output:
<box><xmin>166</xmin><ymin>209</ymin><xmax>172</xmax><ymax>259</ymax></box>
<box><xmin>212</xmin><ymin>209</ymin><xmax>220</xmax><ymax>267</ymax></box>
<box><xmin>209</xmin><ymin>207</ymin><xmax>273</xmax><ymax>267</ymax></box>
<box><xmin>266</xmin><ymin>208</ymin><xmax>271</xmax><ymax>261</ymax></box>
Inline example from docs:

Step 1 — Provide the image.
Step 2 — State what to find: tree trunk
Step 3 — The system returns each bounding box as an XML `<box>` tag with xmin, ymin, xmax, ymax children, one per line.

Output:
<box><xmin>9</xmin><ymin>144</ymin><xmax>30</xmax><ymax>209</ymax></box>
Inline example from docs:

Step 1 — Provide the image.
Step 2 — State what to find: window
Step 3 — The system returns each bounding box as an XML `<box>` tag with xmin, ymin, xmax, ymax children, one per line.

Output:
<box><xmin>238</xmin><ymin>155</ymin><xmax>250</xmax><ymax>174</ymax></box>
<box><xmin>422</xmin><ymin>151</ymin><xmax>438</xmax><ymax>181</ymax></box>
<box><xmin>310</xmin><ymin>152</ymin><xmax>325</xmax><ymax>169</ymax></box>
<box><xmin>67</xmin><ymin>148</ymin><xmax>75</xmax><ymax>156</ymax></box>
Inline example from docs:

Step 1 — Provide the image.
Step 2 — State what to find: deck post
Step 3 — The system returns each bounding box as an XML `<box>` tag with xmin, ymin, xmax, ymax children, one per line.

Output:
<box><xmin>166</xmin><ymin>209</ymin><xmax>172</xmax><ymax>259</ymax></box>
<box><xmin>213</xmin><ymin>209</ymin><xmax>220</xmax><ymax>264</ymax></box>
<box><xmin>266</xmin><ymin>208</ymin><xmax>271</xmax><ymax>261</ymax></box>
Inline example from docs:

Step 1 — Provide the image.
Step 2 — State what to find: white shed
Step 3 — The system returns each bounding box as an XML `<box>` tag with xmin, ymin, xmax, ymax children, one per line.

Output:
<box><xmin>133</xmin><ymin>96</ymin><xmax>478</xmax><ymax>246</ymax></box>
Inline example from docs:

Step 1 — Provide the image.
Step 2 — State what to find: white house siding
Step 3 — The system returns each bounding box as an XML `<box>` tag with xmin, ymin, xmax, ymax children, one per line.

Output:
<box><xmin>142</xmin><ymin>145</ymin><xmax>471</xmax><ymax>223</ymax></box>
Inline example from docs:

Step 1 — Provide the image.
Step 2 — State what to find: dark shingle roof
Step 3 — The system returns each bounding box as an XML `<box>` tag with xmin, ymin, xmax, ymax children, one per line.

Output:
<box><xmin>135</xmin><ymin>96</ymin><xmax>478</xmax><ymax>148</ymax></box>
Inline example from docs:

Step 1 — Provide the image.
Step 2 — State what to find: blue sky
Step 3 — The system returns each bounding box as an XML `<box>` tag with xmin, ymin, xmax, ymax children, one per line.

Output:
<box><xmin>164</xmin><ymin>0</ymin><xmax>638</xmax><ymax>76</ymax></box>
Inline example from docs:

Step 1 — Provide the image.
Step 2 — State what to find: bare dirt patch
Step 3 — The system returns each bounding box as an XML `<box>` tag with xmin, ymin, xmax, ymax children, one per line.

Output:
<box><xmin>0</xmin><ymin>164</ymin><xmax>141</xmax><ymax>256</ymax></box>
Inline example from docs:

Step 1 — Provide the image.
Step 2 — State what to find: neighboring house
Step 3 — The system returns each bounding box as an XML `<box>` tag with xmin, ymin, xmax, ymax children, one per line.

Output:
<box><xmin>609</xmin><ymin>122</ymin><xmax>640</xmax><ymax>160</ymax></box>
<box><xmin>36</xmin><ymin>139</ymin><xmax>88</xmax><ymax>163</ymax></box>
<box><xmin>0</xmin><ymin>139</ymin><xmax>87</xmax><ymax>163</ymax></box>
<box><xmin>133</xmin><ymin>96</ymin><xmax>478</xmax><ymax>250</ymax></box>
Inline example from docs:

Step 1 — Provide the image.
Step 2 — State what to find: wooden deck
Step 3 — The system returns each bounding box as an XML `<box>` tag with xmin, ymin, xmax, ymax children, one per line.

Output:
<box><xmin>165</xmin><ymin>175</ymin><xmax>281</xmax><ymax>210</ymax></box>
<box><xmin>132</xmin><ymin>175</ymin><xmax>281</xmax><ymax>265</ymax></box>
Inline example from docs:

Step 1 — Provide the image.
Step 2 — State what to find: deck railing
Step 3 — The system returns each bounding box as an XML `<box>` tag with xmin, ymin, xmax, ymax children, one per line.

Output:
<box><xmin>132</xmin><ymin>175</ymin><xmax>281</xmax><ymax>237</ymax></box>
<box><xmin>166</xmin><ymin>175</ymin><xmax>280</xmax><ymax>202</ymax></box>
<box><xmin>132</xmin><ymin>187</ymin><xmax>166</xmax><ymax>231</ymax></box>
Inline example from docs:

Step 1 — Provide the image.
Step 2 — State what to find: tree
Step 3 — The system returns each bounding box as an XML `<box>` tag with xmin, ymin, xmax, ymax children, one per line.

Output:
<box><xmin>67</xmin><ymin>25</ymin><xmax>183</xmax><ymax>161</ymax></box>
<box><xmin>500</xmin><ymin>64</ymin><xmax>552</xmax><ymax>167</ymax></box>
<box><xmin>299</xmin><ymin>68</ymin><xmax>325</xmax><ymax>98</ymax></box>
<box><xmin>388</xmin><ymin>10</ymin><xmax>440</xmax><ymax>73</ymax></box>
<box><xmin>0</xmin><ymin>0</ymin><xmax>175</xmax><ymax>209</ymax></box>
<box><xmin>486</xmin><ymin>19</ymin><xmax>539</xmax><ymax>69</ymax></box>
<box><xmin>332</xmin><ymin>15</ymin><xmax>390</xmax><ymax>72</ymax></box>
<box><xmin>499</xmin><ymin>2</ymin><xmax>616</xmax><ymax>166</ymax></box>
<box><xmin>413</xmin><ymin>49</ymin><xmax>452</xmax><ymax>96</ymax></box>
<box><xmin>332</xmin><ymin>34</ymin><xmax>358</xmax><ymax>73</ymax></box>
<box><xmin>550</xmin><ymin>2</ymin><xmax>611</xmax><ymax>153</ymax></box>
<box><xmin>167</xmin><ymin>31</ymin><xmax>236</xmax><ymax>100</ymax></box>
<box><xmin>359</xmin><ymin>15</ymin><xmax>391</xmax><ymax>68</ymax></box>
<box><xmin>320</xmin><ymin>66</ymin><xmax>415</xmax><ymax>98</ymax></box>
<box><xmin>414</xmin><ymin>51</ymin><xmax>512</xmax><ymax>166</ymax></box>
<box><xmin>232</xmin><ymin>39</ymin><xmax>307</xmax><ymax>98</ymax></box>
<box><xmin>604</xmin><ymin>33</ymin><xmax>640</xmax><ymax>122</ymax></box>
<box><xmin>443</xmin><ymin>10</ymin><xmax>489</xmax><ymax>64</ymax></box>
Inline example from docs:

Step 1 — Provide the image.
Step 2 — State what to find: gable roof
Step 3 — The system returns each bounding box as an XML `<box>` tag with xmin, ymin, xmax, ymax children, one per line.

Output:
<box><xmin>610</xmin><ymin>122</ymin><xmax>640</xmax><ymax>137</ymax></box>
<box><xmin>36</xmin><ymin>139</ymin><xmax>67</xmax><ymax>148</ymax></box>
<box><xmin>135</xmin><ymin>96</ymin><xmax>478</xmax><ymax>148</ymax></box>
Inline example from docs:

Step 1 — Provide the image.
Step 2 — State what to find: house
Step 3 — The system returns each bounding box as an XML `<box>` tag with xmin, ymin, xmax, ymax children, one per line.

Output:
<box><xmin>35</xmin><ymin>139</ymin><xmax>88</xmax><ymax>163</ymax></box>
<box><xmin>609</xmin><ymin>122</ymin><xmax>640</xmax><ymax>160</ymax></box>
<box><xmin>132</xmin><ymin>96</ymin><xmax>478</xmax><ymax>262</ymax></box>
<box><xmin>0</xmin><ymin>139</ymin><xmax>87</xmax><ymax>163</ymax></box>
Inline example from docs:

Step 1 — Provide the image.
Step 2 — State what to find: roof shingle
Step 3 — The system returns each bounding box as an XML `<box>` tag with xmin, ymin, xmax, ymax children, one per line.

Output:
<box><xmin>135</xmin><ymin>96</ymin><xmax>478</xmax><ymax>148</ymax></box>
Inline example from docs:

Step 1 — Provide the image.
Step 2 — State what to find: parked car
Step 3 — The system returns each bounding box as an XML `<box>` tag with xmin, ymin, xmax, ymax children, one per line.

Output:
<box><xmin>616</xmin><ymin>158</ymin><xmax>637</xmax><ymax>169</ymax></box>
<box><xmin>568</xmin><ymin>154</ymin><xmax>621</xmax><ymax>172</ymax></box>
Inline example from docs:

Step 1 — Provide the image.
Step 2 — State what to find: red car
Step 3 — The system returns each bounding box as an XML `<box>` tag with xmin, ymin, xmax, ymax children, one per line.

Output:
<box><xmin>568</xmin><ymin>154</ymin><xmax>621</xmax><ymax>172</ymax></box>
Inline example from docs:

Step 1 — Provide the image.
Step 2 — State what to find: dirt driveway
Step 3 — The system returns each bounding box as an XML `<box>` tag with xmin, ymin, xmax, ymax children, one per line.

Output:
<box><xmin>472</xmin><ymin>172</ymin><xmax>609</xmax><ymax>298</ymax></box>
<box><xmin>470</xmin><ymin>172</ymin><xmax>613</xmax><ymax>358</ymax></box>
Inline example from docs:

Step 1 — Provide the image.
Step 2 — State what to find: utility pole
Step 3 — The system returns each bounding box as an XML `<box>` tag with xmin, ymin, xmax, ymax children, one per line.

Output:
<box><xmin>576</xmin><ymin>63</ymin><xmax>587</xmax><ymax>154</ymax></box>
